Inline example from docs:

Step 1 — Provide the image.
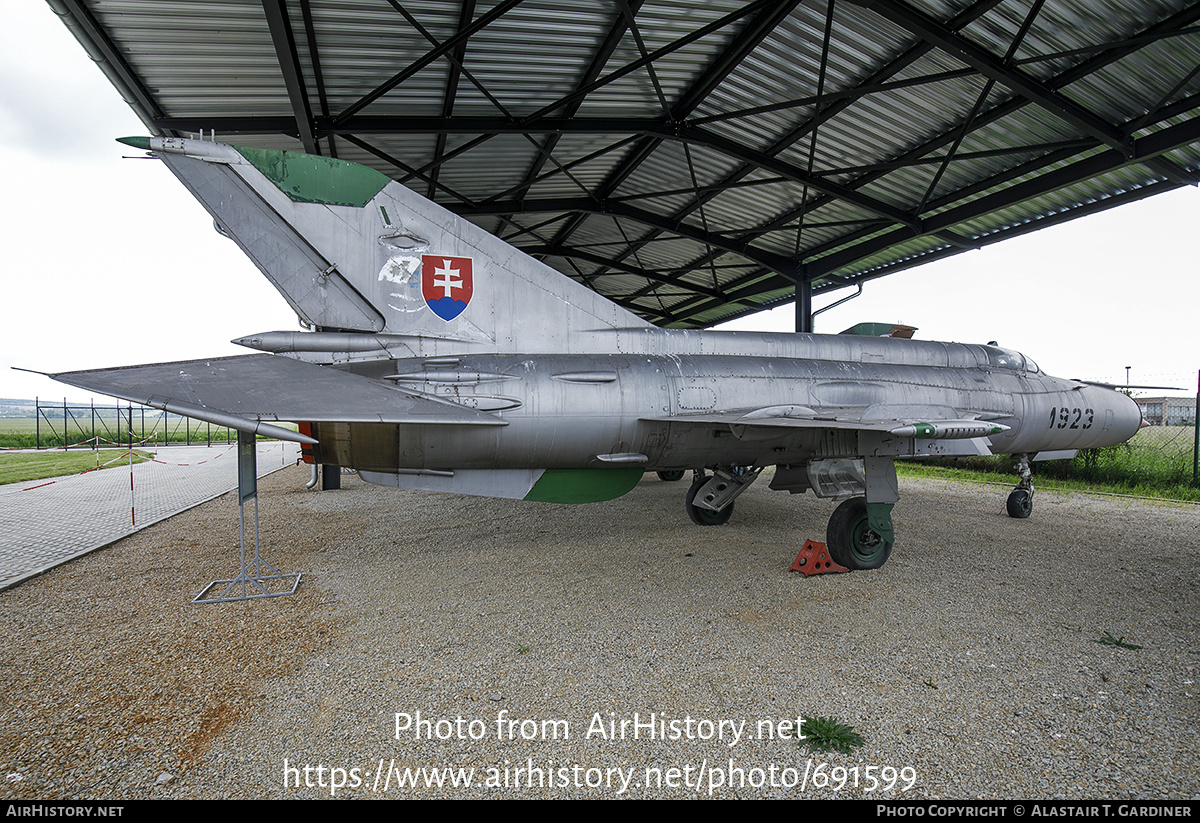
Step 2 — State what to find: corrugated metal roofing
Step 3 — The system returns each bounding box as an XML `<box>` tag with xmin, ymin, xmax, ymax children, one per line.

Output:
<box><xmin>48</xmin><ymin>0</ymin><xmax>1200</xmax><ymax>328</ymax></box>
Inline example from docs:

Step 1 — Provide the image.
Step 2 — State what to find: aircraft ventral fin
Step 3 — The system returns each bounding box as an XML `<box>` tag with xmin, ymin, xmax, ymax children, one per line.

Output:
<box><xmin>50</xmin><ymin>354</ymin><xmax>508</xmax><ymax>443</ymax></box>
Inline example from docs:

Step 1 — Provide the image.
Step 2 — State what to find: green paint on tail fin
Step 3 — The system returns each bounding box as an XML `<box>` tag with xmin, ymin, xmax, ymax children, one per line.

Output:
<box><xmin>234</xmin><ymin>145</ymin><xmax>390</xmax><ymax>207</ymax></box>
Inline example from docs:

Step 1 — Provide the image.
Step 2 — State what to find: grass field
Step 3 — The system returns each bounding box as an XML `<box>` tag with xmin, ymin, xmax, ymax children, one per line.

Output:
<box><xmin>0</xmin><ymin>450</ymin><xmax>153</xmax><ymax>486</ymax></box>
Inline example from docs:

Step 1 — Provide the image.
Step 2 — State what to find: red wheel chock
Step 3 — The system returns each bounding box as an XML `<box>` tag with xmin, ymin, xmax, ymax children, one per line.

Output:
<box><xmin>790</xmin><ymin>540</ymin><xmax>848</xmax><ymax>576</ymax></box>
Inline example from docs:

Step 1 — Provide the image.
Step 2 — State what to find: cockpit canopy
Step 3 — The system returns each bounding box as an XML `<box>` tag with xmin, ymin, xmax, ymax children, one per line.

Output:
<box><xmin>982</xmin><ymin>345</ymin><xmax>1038</xmax><ymax>374</ymax></box>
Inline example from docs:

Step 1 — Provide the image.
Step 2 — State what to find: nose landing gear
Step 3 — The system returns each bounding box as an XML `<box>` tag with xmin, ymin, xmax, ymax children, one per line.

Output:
<box><xmin>1006</xmin><ymin>453</ymin><xmax>1034</xmax><ymax>518</ymax></box>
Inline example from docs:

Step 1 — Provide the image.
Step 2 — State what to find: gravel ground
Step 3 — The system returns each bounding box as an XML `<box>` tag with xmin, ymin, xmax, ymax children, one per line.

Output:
<box><xmin>1</xmin><ymin>467</ymin><xmax>1197</xmax><ymax>800</ymax></box>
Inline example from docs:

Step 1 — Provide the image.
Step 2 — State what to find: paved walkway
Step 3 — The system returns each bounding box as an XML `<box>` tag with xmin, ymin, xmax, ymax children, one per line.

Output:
<box><xmin>0</xmin><ymin>442</ymin><xmax>300</xmax><ymax>590</ymax></box>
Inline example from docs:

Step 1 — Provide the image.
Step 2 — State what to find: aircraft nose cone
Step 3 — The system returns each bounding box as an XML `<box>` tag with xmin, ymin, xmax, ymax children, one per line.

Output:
<box><xmin>1111</xmin><ymin>389</ymin><xmax>1145</xmax><ymax>444</ymax></box>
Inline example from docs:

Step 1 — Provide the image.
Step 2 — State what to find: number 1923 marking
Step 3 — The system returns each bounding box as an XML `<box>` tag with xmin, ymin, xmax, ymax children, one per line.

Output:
<box><xmin>1049</xmin><ymin>407</ymin><xmax>1094</xmax><ymax>430</ymax></box>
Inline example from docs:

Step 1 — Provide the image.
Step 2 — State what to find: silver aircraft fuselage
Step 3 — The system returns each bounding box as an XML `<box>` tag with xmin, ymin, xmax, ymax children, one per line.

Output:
<box><xmin>328</xmin><ymin>341</ymin><xmax>1140</xmax><ymax>473</ymax></box>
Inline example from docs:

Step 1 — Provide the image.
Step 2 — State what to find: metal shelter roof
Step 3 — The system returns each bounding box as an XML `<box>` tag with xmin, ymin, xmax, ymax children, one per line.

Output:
<box><xmin>49</xmin><ymin>0</ymin><xmax>1200</xmax><ymax>329</ymax></box>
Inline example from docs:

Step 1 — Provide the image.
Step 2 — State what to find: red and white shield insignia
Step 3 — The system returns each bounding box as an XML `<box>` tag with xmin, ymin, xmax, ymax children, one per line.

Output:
<box><xmin>420</xmin><ymin>255</ymin><xmax>474</xmax><ymax>321</ymax></box>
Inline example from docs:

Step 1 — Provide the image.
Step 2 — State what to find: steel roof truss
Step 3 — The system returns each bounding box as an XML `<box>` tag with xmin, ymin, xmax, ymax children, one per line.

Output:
<box><xmin>49</xmin><ymin>0</ymin><xmax>1200</xmax><ymax>329</ymax></box>
<box><xmin>425</xmin><ymin>0</ymin><xmax>475</xmax><ymax>198</ymax></box>
<box><xmin>561</xmin><ymin>0</ymin><xmax>1005</xmax><ymax>303</ymax></box>
<box><xmin>501</xmin><ymin>3</ymin><xmax>641</xmax><ymax>224</ymax></box>
<box><xmin>54</xmin><ymin>0</ymin><xmax>167</xmax><ymax>132</ymax></box>
<box><xmin>519</xmin><ymin>0</ymin><xmax>777</xmax><ymax>127</ymax></box>
<box><xmin>261</xmin><ymin>0</ymin><xmax>318</xmax><ymax>155</ymax></box>
<box><xmin>296</xmin><ymin>0</ymin><xmax>336</xmax><ymax>157</ymax></box>
<box><xmin>333</xmin><ymin>0</ymin><xmax>524</xmax><ymax>125</ymax></box>
<box><xmin>1011</xmin><ymin>23</ymin><xmax>1200</xmax><ymax>68</ymax></box>
<box><xmin>750</xmin><ymin>4</ymin><xmax>1200</xmax><ymax>272</ymax></box>
<box><xmin>846</xmin><ymin>0</ymin><xmax>1134</xmax><ymax>156</ymax></box>
<box><xmin>544</xmin><ymin>1</ymin><xmax>798</xmax><ymax>268</ymax></box>
<box><xmin>805</xmin><ymin>116</ymin><xmax>1200</xmax><ymax>280</ymax></box>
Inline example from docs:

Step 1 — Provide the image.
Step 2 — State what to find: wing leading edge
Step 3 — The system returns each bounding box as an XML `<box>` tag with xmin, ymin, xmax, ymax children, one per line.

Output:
<box><xmin>47</xmin><ymin>354</ymin><xmax>507</xmax><ymax>445</ymax></box>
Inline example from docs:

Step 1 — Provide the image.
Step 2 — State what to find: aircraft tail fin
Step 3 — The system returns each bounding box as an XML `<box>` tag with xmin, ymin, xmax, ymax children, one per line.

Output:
<box><xmin>123</xmin><ymin>137</ymin><xmax>651</xmax><ymax>350</ymax></box>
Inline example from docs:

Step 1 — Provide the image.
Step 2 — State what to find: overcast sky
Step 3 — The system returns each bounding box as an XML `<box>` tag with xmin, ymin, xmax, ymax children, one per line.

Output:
<box><xmin>2</xmin><ymin>1</ymin><xmax>1197</xmax><ymax>405</ymax></box>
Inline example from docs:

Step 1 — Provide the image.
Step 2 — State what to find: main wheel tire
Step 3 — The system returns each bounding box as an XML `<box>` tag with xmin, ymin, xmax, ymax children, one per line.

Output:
<box><xmin>826</xmin><ymin>497</ymin><xmax>893</xmax><ymax>570</ymax></box>
<box><xmin>1006</xmin><ymin>488</ymin><xmax>1032</xmax><ymax>519</ymax></box>
<box><xmin>685</xmin><ymin>477</ymin><xmax>733</xmax><ymax>525</ymax></box>
<box><xmin>657</xmin><ymin>470</ymin><xmax>685</xmax><ymax>482</ymax></box>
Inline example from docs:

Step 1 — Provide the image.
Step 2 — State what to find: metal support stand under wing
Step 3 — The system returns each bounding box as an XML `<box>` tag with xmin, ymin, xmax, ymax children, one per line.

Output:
<box><xmin>193</xmin><ymin>431</ymin><xmax>301</xmax><ymax>603</ymax></box>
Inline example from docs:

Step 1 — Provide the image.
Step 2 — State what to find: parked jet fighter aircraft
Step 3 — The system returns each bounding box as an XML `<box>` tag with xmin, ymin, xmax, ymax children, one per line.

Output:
<box><xmin>47</xmin><ymin>136</ymin><xmax>1144</xmax><ymax>570</ymax></box>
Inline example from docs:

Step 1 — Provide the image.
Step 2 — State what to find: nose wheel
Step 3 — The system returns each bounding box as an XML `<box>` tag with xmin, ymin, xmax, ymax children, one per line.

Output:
<box><xmin>1006</xmin><ymin>488</ymin><xmax>1032</xmax><ymax>518</ymax></box>
<box><xmin>1007</xmin><ymin>454</ymin><xmax>1034</xmax><ymax>519</ymax></box>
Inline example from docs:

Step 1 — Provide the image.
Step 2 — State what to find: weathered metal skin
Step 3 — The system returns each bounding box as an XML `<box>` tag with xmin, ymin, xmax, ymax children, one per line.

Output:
<box><xmin>305</xmin><ymin>347</ymin><xmax>1141</xmax><ymax>472</ymax></box>
<box><xmin>49</xmin><ymin>138</ymin><xmax>1145</xmax><ymax>571</ymax></box>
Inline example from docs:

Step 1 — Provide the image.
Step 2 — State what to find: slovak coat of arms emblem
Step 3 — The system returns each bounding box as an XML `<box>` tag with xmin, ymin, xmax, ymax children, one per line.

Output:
<box><xmin>420</xmin><ymin>255</ymin><xmax>474</xmax><ymax>321</ymax></box>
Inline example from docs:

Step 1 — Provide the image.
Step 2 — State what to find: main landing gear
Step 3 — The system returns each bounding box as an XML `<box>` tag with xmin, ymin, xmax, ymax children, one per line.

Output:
<box><xmin>1006</xmin><ymin>453</ymin><xmax>1034</xmax><ymax>519</ymax></box>
<box><xmin>825</xmin><ymin>497</ymin><xmax>894</xmax><ymax>570</ymax></box>
<box><xmin>683</xmin><ymin>467</ymin><xmax>760</xmax><ymax>526</ymax></box>
<box><xmin>678</xmin><ymin>458</ymin><xmax>899</xmax><ymax>571</ymax></box>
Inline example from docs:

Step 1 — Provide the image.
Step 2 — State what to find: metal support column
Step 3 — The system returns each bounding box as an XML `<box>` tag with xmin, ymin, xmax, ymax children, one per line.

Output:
<box><xmin>1193</xmin><ymin>369</ymin><xmax>1199</xmax><ymax>488</ymax></box>
<box><xmin>795</xmin><ymin>278</ymin><xmax>813</xmax><ymax>333</ymax></box>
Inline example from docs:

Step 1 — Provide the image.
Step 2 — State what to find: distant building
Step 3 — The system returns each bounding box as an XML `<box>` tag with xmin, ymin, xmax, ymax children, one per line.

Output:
<box><xmin>1135</xmin><ymin>396</ymin><xmax>1197</xmax><ymax>426</ymax></box>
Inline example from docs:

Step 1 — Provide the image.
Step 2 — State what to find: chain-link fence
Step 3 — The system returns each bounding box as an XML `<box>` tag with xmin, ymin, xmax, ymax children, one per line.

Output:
<box><xmin>1</xmin><ymin>399</ymin><xmax>237</xmax><ymax>450</ymax></box>
<box><xmin>1037</xmin><ymin>420</ymin><xmax>1198</xmax><ymax>493</ymax></box>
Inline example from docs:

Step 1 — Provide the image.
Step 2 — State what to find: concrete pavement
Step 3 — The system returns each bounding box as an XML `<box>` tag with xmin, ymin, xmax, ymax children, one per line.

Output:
<box><xmin>0</xmin><ymin>442</ymin><xmax>300</xmax><ymax>590</ymax></box>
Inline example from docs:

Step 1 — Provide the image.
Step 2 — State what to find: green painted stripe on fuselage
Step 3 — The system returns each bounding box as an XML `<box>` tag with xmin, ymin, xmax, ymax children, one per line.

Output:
<box><xmin>522</xmin><ymin>468</ymin><xmax>644</xmax><ymax>504</ymax></box>
<box><xmin>233</xmin><ymin>145</ymin><xmax>391</xmax><ymax>207</ymax></box>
